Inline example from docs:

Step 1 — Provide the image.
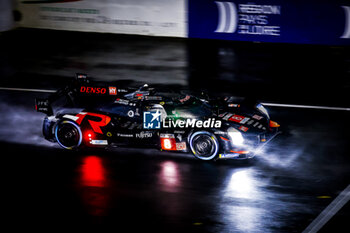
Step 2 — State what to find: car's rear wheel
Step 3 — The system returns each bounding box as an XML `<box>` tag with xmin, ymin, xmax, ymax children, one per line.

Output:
<box><xmin>55</xmin><ymin>120</ymin><xmax>82</xmax><ymax>150</ymax></box>
<box><xmin>189</xmin><ymin>131</ymin><xmax>219</xmax><ymax>161</ymax></box>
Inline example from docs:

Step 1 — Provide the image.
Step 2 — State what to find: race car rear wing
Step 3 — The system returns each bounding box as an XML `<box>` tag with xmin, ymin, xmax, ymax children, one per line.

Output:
<box><xmin>35</xmin><ymin>73</ymin><xmax>136</xmax><ymax>115</ymax></box>
<box><xmin>75</xmin><ymin>73</ymin><xmax>89</xmax><ymax>83</ymax></box>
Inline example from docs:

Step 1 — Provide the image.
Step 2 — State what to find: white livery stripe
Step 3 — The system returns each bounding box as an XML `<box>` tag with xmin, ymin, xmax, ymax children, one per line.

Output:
<box><xmin>63</xmin><ymin>114</ymin><xmax>79</xmax><ymax>122</ymax></box>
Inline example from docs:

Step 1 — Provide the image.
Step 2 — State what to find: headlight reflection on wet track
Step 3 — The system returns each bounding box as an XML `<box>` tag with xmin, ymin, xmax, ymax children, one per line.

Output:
<box><xmin>159</xmin><ymin>161</ymin><xmax>181</xmax><ymax>193</ymax></box>
<box><xmin>219</xmin><ymin>168</ymin><xmax>266</xmax><ymax>232</ymax></box>
<box><xmin>224</xmin><ymin>169</ymin><xmax>259</xmax><ymax>200</ymax></box>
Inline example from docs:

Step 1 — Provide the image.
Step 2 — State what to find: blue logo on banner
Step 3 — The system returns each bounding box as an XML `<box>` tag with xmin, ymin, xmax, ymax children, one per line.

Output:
<box><xmin>143</xmin><ymin>111</ymin><xmax>161</xmax><ymax>129</ymax></box>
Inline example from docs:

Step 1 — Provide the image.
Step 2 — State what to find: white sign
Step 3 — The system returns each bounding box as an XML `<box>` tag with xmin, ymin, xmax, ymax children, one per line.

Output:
<box><xmin>16</xmin><ymin>0</ymin><xmax>186</xmax><ymax>37</ymax></box>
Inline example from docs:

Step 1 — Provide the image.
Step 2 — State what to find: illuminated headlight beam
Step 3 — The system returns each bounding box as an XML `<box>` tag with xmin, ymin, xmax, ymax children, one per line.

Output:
<box><xmin>227</xmin><ymin>127</ymin><xmax>244</xmax><ymax>146</ymax></box>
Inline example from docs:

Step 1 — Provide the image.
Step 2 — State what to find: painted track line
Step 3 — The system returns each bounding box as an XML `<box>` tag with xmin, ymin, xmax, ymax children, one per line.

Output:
<box><xmin>0</xmin><ymin>87</ymin><xmax>349</xmax><ymax>111</ymax></box>
<box><xmin>302</xmin><ymin>184</ymin><xmax>350</xmax><ymax>233</ymax></box>
<box><xmin>262</xmin><ymin>102</ymin><xmax>350</xmax><ymax>111</ymax></box>
<box><xmin>0</xmin><ymin>87</ymin><xmax>56</xmax><ymax>93</ymax></box>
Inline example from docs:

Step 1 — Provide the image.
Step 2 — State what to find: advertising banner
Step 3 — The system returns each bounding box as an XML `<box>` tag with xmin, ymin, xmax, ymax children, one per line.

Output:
<box><xmin>188</xmin><ymin>0</ymin><xmax>350</xmax><ymax>45</ymax></box>
<box><xmin>16</xmin><ymin>0</ymin><xmax>186</xmax><ymax>37</ymax></box>
<box><xmin>0</xmin><ymin>0</ymin><xmax>14</xmax><ymax>31</ymax></box>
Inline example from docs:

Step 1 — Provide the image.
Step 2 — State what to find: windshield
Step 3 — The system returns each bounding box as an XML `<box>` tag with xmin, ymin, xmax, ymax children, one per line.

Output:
<box><xmin>167</xmin><ymin>95</ymin><xmax>213</xmax><ymax>119</ymax></box>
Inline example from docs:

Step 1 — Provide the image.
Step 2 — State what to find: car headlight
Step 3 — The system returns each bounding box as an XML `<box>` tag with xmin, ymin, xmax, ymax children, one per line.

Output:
<box><xmin>256</xmin><ymin>103</ymin><xmax>269</xmax><ymax>118</ymax></box>
<box><xmin>227</xmin><ymin>127</ymin><xmax>244</xmax><ymax>146</ymax></box>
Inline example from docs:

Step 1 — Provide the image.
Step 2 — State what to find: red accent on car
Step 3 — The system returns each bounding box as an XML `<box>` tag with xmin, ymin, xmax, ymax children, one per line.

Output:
<box><xmin>238</xmin><ymin>125</ymin><xmax>249</xmax><ymax>132</ymax></box>
<box><xmin>229</xmin><ymin>114</ymin><xmax>245</xmax><ymax>123</ymax></box>
<box><xmin>230</xmin><ymin>150</ymin><xmax>249</xmax><ymax>154</ymax></box>
<box><xmin>160</xmin><ymin>138</ymin><xmax>177</xmax><ymax>151</ymax></box>
<box><xmin>80</xmin><ymin>86</ymin><xmax>107</xmax><ymax>94</ymax></box>
<box><xmin>109</xmin><ymin>86</ymin><xmax>117</xmax><ymax>95</ymax></box>
<box><xmin>84</xmin><ymin>130</ymin><xmax>95</xmax><ymax>143</ymax></box>
<box><xmin>269</xmin><ymin>120</ymin><xmax>280</xmax><ymax>128</ymax></box>
<box><xmin>75</xmin><ymin>112</ymin><xmax>111</xmax><ymax>134</ymax></box>
<box><xmin>220</xmin><ymin>136</ymin><xmax>230</xmax><ymax>141</ymax></box>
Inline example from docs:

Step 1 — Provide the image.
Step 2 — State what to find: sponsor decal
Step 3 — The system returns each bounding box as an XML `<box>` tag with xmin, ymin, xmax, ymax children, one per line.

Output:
<box><xmin>218</xmin><ymin>112</ymin><xmax>227</xmax><ymax>118</ymax></box>
<box><xmin>238</xmin><ymin>125</ymin><xmax>249</xmax><ymax>132</ymax></box>
<box><xmin>229</xmin><ymin>114</ymin><xmax>244</xmax><ymax>122</ymax></box>
<box><xmin>136</xmin><ymin>131</ymin><xmax>153</xmax><ymax>138</ymax></box>
<box><xmin>90</xmin><ymin>140</ymin><xmax>108</xmax><ymax>145</ymax></box>
<box><xmin>80</xmin><ymin>86</ymin><xmax>106</xmax><ymax>94</ymax></box>
<box><xmin>127</xmin><ymin>110</ymin><xmax>134</xmax><ymax>118</ymax></box>
<box><xmin>179</xmin><ymin>95</ymin><xmax>191</xmax><ymax>103</ymax></box>
<box><xmin>109</xmin><ymin>86</ymin><xmax>117</xmax><ymax>95</ymax></box>
<box><xmin>117</xmin><ymin>133</ymin><xmax>133</xmax><ymax>138</ymax></box>
<box><xmin>253</xmin><ymin>122</ymin><xmax>259</xmax><ymax>127</ymax></box>
<box><xmin>115</xmin><ymin>98</ymin><xmax>129</xmax><ymax>105</ymax></box>
<box><xmin>252</xmin><ymin>114</ymin><xmax>263</xmax><ymax>120</ymax></box>
<box><xmin>76</xmin><ymin>73</ymin><xmax>87</xmax><ymax>79</ymax></box>
<box><xmin>229</xmin><ymin>114</ymin><xmax>249</xmax><ymax>124</ymax></box>
<box><xmin>160</xmin><ymin>134</ymin><xmax>176</xmax><ymax>150</ymax></box>
<box><xmin>228</xmin><ymin>103</ymin><xmax>240</xmax><ymax>107</ymax></box>
<box><xmin>240</xmin><ymin>117</ymin><xmax>250</xmax><ymax>124</ymax></box>
<box><xmin>106</xmin><ymin>132</ymin><xmax>112</xmax><ymax>137</ymax></box>
<box><xmin>143</xmin><ymin>110</ymin><xmax>161</xmax><ymax>129</ymax></box>
<box><xmin>247</xmin><ymin>119</ymin><xmax>255</xmax><ymax>125</ymax></box>
<box><xmin>174</xmin><ymin>130</ymin><xmax>185</xmax><ymax>134</ymax></box>
<box><xmin>145</xmin><ymin>96</ymin><xmax>162</xmax><ymax>100</ymax></box>
<box><xmin>160</xmin><ymin>133</ymin><xmax>175</xmax><ymax>139</ymax></box>
<box><xmin>36</xmin><ymin>99</ymin><xmax>50</xmax><ymax>112</ymax></box>
<box><xmin>118</xmin><ymin>89</ymin><xmax>128</xmax><ymax>93</ymax></box>
<box><xmin>176</xmin><ymin>142</ymin><xmax>187</xmax><ymax>150</ymax></box>
<box><xmin>219</xmin><ymin>153</ymin><xmax>239</xmax><ymax>159</ymax></box>
<box><xmin>176</xmin><ymin>134</ymin><xmax>182</xmax><ymax>141</ymax></box>
<box><xmin>223</xmin><ymin>113</ymin><xmax>234</xmax><ymax>121</ymax></box>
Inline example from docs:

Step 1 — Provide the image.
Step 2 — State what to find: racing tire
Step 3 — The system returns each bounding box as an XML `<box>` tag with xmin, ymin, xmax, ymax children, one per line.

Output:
<box><xmin>189</xmin><ymin>131</ymin><xmax>219</xmax><ymax>161</ymax></box>
<box><xmin>54</xmin><ymin>120</ymin><xmax>82</xmax><ymax>150</ymax></box>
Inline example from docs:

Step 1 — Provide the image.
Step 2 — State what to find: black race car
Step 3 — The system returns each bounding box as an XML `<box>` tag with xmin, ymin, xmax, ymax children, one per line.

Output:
<box><xmin>35</xmin><ymin>74</ymin><xmax>280</xmax><ymax>161</ymax></box>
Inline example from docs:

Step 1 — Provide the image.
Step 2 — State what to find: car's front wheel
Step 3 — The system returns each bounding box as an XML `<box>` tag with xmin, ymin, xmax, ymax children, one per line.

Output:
<box><xmin>189</xmin><ymin>131</ymin><xmax>219</xmax><ymax>161</ymax></box>
<box><xmin>54</xmin><ymin>120</ymin><xmax>82</xmax><ymax>150</ymax></box>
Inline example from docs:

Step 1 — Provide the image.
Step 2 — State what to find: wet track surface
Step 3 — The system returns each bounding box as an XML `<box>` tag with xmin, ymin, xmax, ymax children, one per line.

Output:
<box><xmin>1</xmin><ymin>29</ymin><xmax>350</xmax><ymax>232</ymax></box>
